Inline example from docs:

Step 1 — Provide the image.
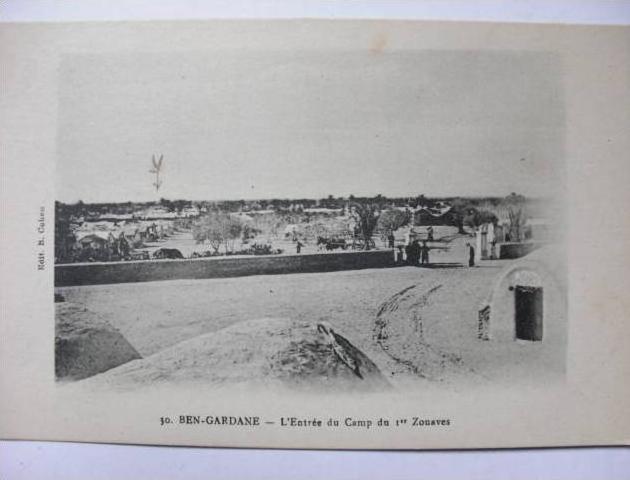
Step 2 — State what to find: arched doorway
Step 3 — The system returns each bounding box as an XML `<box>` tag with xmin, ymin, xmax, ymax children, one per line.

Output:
<box><xmin>486</xmin><ymin>265</ymin><xmax>550</xmax><ymax>343</ymax></box>
<box><xmin>513</xmin><ymin>285</ymin><xmax>543</xmax><ymax>341</ymax></box>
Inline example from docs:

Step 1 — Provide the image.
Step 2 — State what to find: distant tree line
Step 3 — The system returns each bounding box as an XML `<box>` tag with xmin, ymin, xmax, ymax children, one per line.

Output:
<box><xmin>56</xmin><ymin>193</ymin><xmax>522</xmax><ymax>218</ymax></box>
<box><xmin>56</xmin><ymin>192</ymin><xmax>532</xmax><ymax>250</ymax></box>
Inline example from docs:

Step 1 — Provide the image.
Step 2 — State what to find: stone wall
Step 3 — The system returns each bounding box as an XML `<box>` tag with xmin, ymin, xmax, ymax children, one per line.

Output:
<box><xmin>55</xmin><ymin>250</ymin><xmax>396</xmax><ymax>286</ymax></box>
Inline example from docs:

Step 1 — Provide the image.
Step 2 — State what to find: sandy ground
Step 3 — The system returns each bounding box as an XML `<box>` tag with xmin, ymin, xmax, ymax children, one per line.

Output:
<box><xmin>56</xmin><ymin>231</ymin><xmax>566</xmax><ymax>391</ymax></box>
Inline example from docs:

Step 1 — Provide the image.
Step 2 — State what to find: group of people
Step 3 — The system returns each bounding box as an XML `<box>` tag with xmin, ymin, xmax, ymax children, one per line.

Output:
<box><xmin>394</xmin><ymin>225</ymin><xmax>479</xmax><ymax>268</ymax></box>
<box><xmin>296</xmin><ymin>225</ymin><xmax>479</xmax><ymax>268</ymax></box>
<box><xmin>398</xmin><ymin>239</ymin><xmax>431</xmax><ymax>266</ymax></box>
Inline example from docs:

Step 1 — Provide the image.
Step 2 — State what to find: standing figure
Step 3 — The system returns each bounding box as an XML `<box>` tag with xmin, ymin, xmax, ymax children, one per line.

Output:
<box><xmin>387</xmin><ymin>232</ymin><xmax>395</xmax><ymax>248</ymax></box>
<box><xmin>296</xmin><ymin>240</ymin><xmax>304</xmax><ymax>254</ymax></box>
<box><xmin>420</xmin><ymin>241</ymin><xmax>430</xmax><ymax>265</ymax></box>
<box><xmin>427</xmin><ymin>226</ymin><xmax>434</xmax><ymax>242</ymax></box>
<box><xmin>467</xmin><ymin>242</ymin><xmax>475</xmax><ymax>267</ymax></box>
<box><xmin>397</xmin><ymin>245</ymin><xmax>405</xmax><ymax>264</ymax></box>
<box><xmin>409</xmin><ymin>239</ymin><xmax>421</xmax><ymax>266</ymax></box>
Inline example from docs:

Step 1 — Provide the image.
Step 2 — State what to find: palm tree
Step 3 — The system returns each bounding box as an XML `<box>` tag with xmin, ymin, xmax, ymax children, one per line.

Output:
<box><xmin>149</xmin><ymin>154</ymin><xmax>163</xmax><ymax>192</ymax></box>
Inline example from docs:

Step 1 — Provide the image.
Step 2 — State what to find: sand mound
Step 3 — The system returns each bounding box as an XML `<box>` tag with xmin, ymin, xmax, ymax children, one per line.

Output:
<box><xmin>56</xmin><ymin>303</ymin><xmax>141</xmax><ymax>381</ymax></box>
<box><xmin>81</xmin><ymin>318</ymin><xmax>390</xmax><ymax>392</ymax></box>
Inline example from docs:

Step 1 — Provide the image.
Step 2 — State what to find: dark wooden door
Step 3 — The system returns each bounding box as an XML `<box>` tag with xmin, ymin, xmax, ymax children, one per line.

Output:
<box><xmin>514</xmin><ymin>286</ymin><xmax>543</xmax><ymax>341</ymax></box>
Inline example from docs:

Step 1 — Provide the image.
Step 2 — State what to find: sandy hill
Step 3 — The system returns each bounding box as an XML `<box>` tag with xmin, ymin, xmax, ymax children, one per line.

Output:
<box><xmin>78</xmin><ymin>317</ymin><xmax>391</xmax><ymax>393</ymax></box>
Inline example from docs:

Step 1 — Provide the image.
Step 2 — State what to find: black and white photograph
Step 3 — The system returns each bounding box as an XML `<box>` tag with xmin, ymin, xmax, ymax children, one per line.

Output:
<box><xmin>53</xmin><ymin>48</ymin><xmax>567</xmax><ymax>393</ymax></box>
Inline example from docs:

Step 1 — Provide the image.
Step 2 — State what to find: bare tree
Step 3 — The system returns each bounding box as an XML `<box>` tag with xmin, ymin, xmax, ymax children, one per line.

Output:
<box><xmin>350</xmin><ymin>203</ymin><xmax>380</xmax><ymax>250</ymax></box>
<box><xmin>507</xmin><ymin>206</ymin><xmax>524</xmax><ymax>242</ymax></box>
<box><xmin>505</xmin><ymin>193</ymin><xmax>528</xmax><ymax>242</ymax></box>
<box><xmin>377</xmin><ymin>209</ymin><xmax>410</xmax><ymax>235</ymax></box>
<box><xmin>192</xmin><ymin>212</ymin><xmax>243</xmax><ymax>254</ymax></box>
<box><xmin>252</xmin><ymin>213</ymin><xmax>285</xmax><ymax>242</ymax></box>
<box><xmin>223</xmin><ymin>217</ymin><xmax>243</xmax><ymax>253</ymax></box>
<box><xmin>464</xmin><ymin>209</ymin><xmax>498</xmax><ymax>230</ymax></box>
<box><xmin>449</xmin><ymin>198</ymin><xmax>471</xmax><ymax>234</ymax></box>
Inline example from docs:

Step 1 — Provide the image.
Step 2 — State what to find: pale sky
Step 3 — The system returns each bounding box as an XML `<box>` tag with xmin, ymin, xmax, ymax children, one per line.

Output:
<box><xmin>56</xmin><ymin>50</ymin><xmax>564</xmax><ymax>203</ymax></box>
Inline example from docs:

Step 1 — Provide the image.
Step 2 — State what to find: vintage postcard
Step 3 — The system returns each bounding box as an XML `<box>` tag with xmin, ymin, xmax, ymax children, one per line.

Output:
<box><xmin>0</xmin><ymin>19</ymin><xmax>628</xmax><ymax>449</ymax></box>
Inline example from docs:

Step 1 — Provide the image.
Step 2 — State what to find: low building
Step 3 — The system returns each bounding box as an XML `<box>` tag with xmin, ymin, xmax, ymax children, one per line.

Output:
<box><xmin>474</xmin><ymin>222</ymin><xmax>498</xmax><ymax>260</ymax></box>
<box><xmin>413</xmin><ymin>205</ymin><xmax>456</xmax><ymax>227</ymax></box>
<box><xmin>135</xmin><ymin>206</ymin><xmax>179</xmax><ymax>220</ymax></box>
<box><xmin>180</xmin><ymin>206</ymin><xmax>200</xmax><ymax>218</ymax></box>
<box><xmin>480</xmin><ymin>246</ymin><xmax>567</xmax><ymax>351</ymax></box>
<box><xmin>97</xmin><ymin>213</ymin><xmax>134</xmax><ymax>222</ymax></box>
<box><xmin>77</xmin><ymin>232</ymin><xmax>110</xmax><ymax>250</ymax></box>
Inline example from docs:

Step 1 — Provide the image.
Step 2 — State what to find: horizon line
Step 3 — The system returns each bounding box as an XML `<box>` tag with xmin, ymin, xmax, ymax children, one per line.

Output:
<box><xmin>55</xmin><ymin>192</ymin><xmax>549</xmax><ymax>206</ymax></box>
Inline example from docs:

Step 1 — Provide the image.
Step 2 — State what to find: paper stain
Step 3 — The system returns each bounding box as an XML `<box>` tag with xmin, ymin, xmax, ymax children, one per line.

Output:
<box><xmin>370</xmin><ymin>33</ymin><xmax>388</xmax><ymax>55</ymax></box>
